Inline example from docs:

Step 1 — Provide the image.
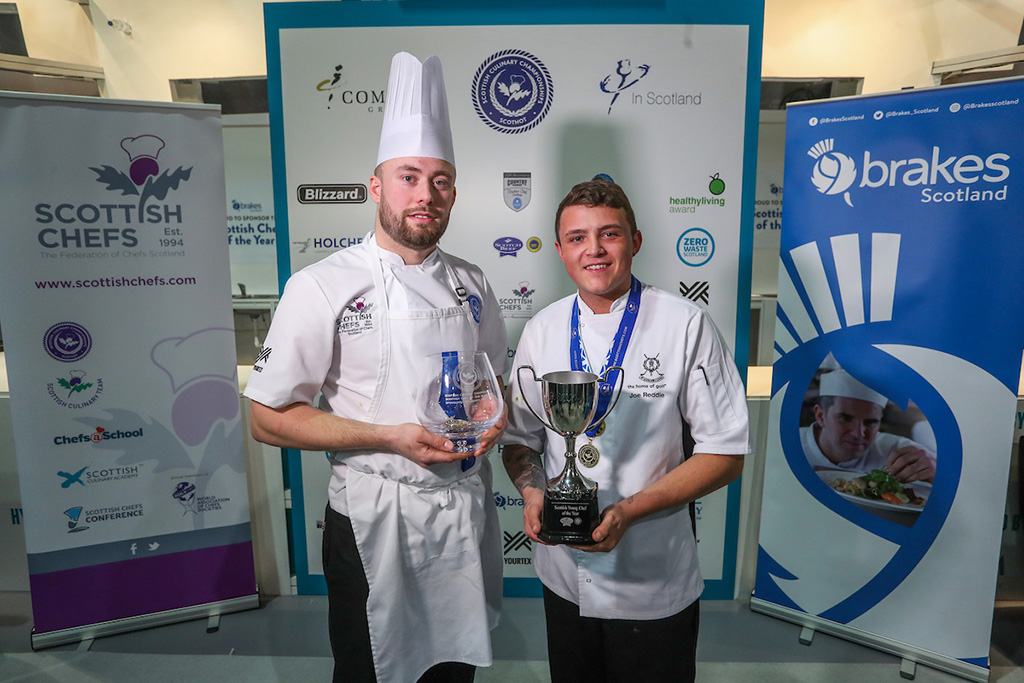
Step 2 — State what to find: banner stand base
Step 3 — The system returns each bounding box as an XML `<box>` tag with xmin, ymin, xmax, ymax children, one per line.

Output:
<box><xmin>749</xmin><ymin>597</ymin><xmax>989</xmax><ymax>683</ymax></box>
<box><xmin>31</xmin><ymin>593</ymin><xmax>260</xmax><ymax>650</ymax></box>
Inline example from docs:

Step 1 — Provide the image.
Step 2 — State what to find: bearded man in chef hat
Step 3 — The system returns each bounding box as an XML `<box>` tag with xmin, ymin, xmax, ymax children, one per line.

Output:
<box><xmin>802</xmin><ymin>367</ymin><xmax>936</xmax><ymax>483</ymax></box>
<box><xmin>246</xmin><ymin>52</ymin><xmax>509</xmax><ymax>683</ymax></box>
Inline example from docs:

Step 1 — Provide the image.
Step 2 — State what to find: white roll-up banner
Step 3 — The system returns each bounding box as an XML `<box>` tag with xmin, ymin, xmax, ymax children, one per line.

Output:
<box><xmin>0</xmin><ymin>92</ymin><xmax>258</xmax><ymax>647</ymax></box>
<box><xmin>264</xmin><ymin>0</ymin><xmax>764</xmax><ymax>597</ymax></box>
<box><xmin>752</xmin><ymin>78</ymin><xmax>1024</xmax><ymax>681</ymax></box>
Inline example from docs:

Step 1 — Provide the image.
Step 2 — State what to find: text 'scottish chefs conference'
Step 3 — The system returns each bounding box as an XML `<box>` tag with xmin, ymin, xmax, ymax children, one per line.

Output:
<box><xmin>263</xmin><ymin>1</ymin><xmax>764</xmax><ymax>596</ymax></box>
<box><xmin>752</xmin><ymin>78</ymin><xmax>1024</xmax><ymax>680</ymax></box>
<box><xmin>0</xmin><ymin>93</ymin><xmax>258</xmax><ymax>647</ymax></box>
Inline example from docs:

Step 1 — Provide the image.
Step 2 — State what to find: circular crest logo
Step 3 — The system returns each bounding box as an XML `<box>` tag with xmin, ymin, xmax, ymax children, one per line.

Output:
<box><xmin>467</xmin><ymin>294</ymin><xmax>482</xmax><ymax>323</ymax></box>
<box><xmin>44</xmin><ymin>322</ymin><xmax>93</xmax><ymax>362</ymax></box>
<box><xmin>676</xmin><ymin>228</ymin><xmax>715</xmax><ymax>267</ymax></box>
<box><xmin>472</xmin><ymin>50</ymin><xmax>553</xmax><ymax>134</ymax></box>
<box><xmin>526</xmin><ymin>237</ymin><xmax>542</xmax><ymax>252</ymax></box>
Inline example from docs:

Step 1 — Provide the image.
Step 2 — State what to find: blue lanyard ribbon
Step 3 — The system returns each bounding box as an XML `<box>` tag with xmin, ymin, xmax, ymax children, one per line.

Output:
<box><xmin>570</xmin><ymin>277</ymin><xmax>641</xmax><ymax>437</ymax></box>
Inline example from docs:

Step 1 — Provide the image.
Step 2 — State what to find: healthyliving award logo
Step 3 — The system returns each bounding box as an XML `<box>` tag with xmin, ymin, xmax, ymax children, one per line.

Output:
<box><xmin>600</xmin><ymin>59</ymin><xmax>650</xmax><ymax>114</ymax></box>
<box><xmin>808</xmin><ymin>139</ymin><xmax>857</xmax><ymax>207</ymax></box>
<box><xmin>472</xmin><ymin>50</ymin><xmax>553</xmax><ymax>134</ymax></box>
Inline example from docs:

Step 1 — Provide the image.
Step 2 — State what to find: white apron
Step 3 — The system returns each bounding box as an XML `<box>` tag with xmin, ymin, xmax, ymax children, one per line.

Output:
<box><xmin>344</xmin><ymin>236</ymin><xmax>502</xmax><ymax>683</ymax></box>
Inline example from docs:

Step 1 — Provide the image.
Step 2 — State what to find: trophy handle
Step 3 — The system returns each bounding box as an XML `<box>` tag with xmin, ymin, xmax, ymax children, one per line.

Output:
<box><xmin>589</xmin><ymin>365</ymin><xmax>625</xmax><ymax>430</ymax></box>
<box><xmin>516</xmin><ymin>365</ymin><xmax>560</xmax><ymax>434</ymax></box>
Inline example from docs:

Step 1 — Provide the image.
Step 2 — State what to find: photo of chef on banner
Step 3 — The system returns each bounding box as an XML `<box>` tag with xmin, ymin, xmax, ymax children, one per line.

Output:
<box><xmin>800</xmin><ymin>356</ymin><xmax>936</xmax><ymax>523</ymax></box>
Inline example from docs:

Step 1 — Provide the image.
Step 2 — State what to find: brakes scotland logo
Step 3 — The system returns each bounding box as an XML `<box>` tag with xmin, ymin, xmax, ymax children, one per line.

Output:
<box><xmin>472</xmin><ymin>50</ymin><xmax>553</xmax><ymax>134</ymax></box>
<box><xmin>807</xmin><ymin>137</ymin><xmax>1010</xmax><ymax>208</ymax></box>
<box><xmin>808</xmin><ymin>139</ymin><xmax>858</xmax><ymax>207</ymax></box>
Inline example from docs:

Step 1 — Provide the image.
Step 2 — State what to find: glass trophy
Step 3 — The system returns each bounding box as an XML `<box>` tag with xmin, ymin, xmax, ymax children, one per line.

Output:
<box><xmin>419</xmin><ymin>351</ymin><xmax>503</xmax><ymax>469</ymax></box>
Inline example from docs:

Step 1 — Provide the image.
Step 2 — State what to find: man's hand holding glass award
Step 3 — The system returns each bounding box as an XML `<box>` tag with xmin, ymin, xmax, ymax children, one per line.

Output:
<box><xmin>419</xmin><ymin>350</ymin><xmax>503</xmax><ymax>471</ymax></box>
<box><xmin>516</xmin><ymin>366</ymin><xmax>623</xmax><ymax>545</ymax></box>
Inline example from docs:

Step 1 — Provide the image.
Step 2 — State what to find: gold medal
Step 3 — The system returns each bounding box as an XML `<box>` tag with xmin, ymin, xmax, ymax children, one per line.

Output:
<box><xmin>578</xmin><ymin>443</ymin><xmax>600</xmax><ymax>468</ymax></box>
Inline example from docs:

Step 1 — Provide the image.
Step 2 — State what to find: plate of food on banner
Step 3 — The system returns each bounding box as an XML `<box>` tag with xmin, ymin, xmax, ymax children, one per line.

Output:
<box><xmin>817</xmin><ymin>468</ymin><xmax>930</xmax><ymax>526</ymax></box>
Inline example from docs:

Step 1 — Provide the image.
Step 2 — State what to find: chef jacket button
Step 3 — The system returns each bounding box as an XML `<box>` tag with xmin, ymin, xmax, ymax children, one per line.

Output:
<box><xmin>586</xmin><ymin>579</ymin><xmax>592</xmax><ymax>583</ymax></box>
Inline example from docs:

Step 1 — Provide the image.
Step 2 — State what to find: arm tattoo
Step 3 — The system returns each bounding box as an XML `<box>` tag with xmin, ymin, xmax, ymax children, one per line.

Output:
<box><xmin>503</xmin><ymin>445</ymin><xmax>547</xmax><ymax>494</ymax></box>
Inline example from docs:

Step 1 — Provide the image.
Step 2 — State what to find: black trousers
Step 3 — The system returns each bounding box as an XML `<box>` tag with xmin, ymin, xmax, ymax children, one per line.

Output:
<box><xmin>322</xmin><ymin>504</ymin><xmax>475</xmax><ymax>683</ymax></box>
<box><xmin>542</xmin><ymin>585</ymin><xmax>699</xmax><ymax>683</ymax></box>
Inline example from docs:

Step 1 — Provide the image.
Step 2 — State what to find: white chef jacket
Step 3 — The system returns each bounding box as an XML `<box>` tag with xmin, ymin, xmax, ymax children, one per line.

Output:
<box><xmin>502</xmin><ymin>283</ymin><xmax>750</xmax><ymax>620</ymax></box>
<box><xmin>800</xmin><ymin>425</ymin><xmax>936</xmax><ymax>477</ymax></box>
<box><xmin>243</xmin><ymin>233</ymin><xmax>510</xmax><ymax>514</ymax></box>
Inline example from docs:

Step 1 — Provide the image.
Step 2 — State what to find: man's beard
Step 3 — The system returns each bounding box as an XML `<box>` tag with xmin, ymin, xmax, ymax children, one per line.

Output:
<box><xmin>377</xmin><ymin>192</ymin><xmax>449</xmax><ymax>251</ymax></box>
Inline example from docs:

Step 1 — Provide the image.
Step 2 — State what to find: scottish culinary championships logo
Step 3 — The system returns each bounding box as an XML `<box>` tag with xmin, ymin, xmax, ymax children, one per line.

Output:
<box><xmin>472</xmin><ymin>50</ymin><xmax>553</xmax><ymax>134</ymax></box>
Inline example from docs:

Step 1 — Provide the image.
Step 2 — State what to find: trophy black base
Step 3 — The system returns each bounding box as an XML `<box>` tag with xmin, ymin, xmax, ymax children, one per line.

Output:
<box><xmin>539</xmin><ymin>494</ymin><xmax>600</xmax><ymax>546</ymax></box>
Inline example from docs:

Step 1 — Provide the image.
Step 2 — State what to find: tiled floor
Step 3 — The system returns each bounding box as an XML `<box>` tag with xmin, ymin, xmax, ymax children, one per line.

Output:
<box><xmin>1</xmin><ymin>591</ymin><xmax>1021</xmax><ymax>682</ymax></box>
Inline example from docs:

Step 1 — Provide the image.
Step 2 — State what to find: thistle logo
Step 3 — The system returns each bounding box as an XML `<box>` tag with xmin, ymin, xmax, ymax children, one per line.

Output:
<box><xmin>600</xmin><ymin>59</ymin><xmax>650</xmax><ymax>114</ymax></box>
<box><xmin>472</xmin><ymin>50</ymin><xmax>553</xmax><ymax>134</ymax></box>
<box><xmin>808</xmin><ymin>138</ymin><xmax>857</xmax><ymax>207</ymax></box>
<box><xmin>92</xmin><ymin>135</ymin><xmax>192</xmax><ymax>211</ymax></box>
<box><xmin>44</xmin><ymin>322</ymin><xmax>92</xmax><ymax>362</ymax></box>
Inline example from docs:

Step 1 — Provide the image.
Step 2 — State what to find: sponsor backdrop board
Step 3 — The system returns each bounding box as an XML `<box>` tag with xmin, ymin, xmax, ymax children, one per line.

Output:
<box><xmin>0</xmin><ymin>92</ymin><xmax>258</xmax><ymax>647</ymax></box>
<box><xmin>751</xmin><ymin>78</ymin><xmax>1024</xmax><ymax>680</ymax></box>
<box><xmin>264</xmin><ymin>1</ymin><xmax>764</xmax><ymax>597</ymax></box>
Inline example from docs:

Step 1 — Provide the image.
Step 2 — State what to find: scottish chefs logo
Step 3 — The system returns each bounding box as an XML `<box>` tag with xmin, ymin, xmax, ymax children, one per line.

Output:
<box><xmin>37</xmin><ymin>135</ymin><xmax>191</xmax><ymax>251</ymax></box>
<box><xmin>807</xmin><ymin>138</ymin><xmax>1010</xmax><ymax>208</ymax></box>
<box><xmin>500</xmin><ymin>281</ymin><xmax>536</xmax><ymax>320</ymax></box>
<box><xmin>677</xmin><ymin>229</ymin><xmax>715</xmax><ymax>267</ymax></box>
<box><xmin>44</xmin><ymin>322</ymin><xmax>92</xmax><ymax>362</ymax></box>
<box><xmin>600</xmin><ymin>59</ymin><xmax>650</xmax><ymax>114</ymax></box>
<box><xmin>494</xmin><ymin>236</ymin><xmax>523</xmax><ymax>257</ymax></box>
<box><xmin>472</xmin><ymin>50</ymin><xmax>553</xmax><ymax>134</ymax></box>
<box><xmin>47</xmin><ymin>370</ymin><xmax>104</xmax><ymax>408</ymax></box>
<box><xmin>503</xmin><ymin>172</ymin><xmax>531</xmax><ymax>211</ymax></box>
<box><xmin>316</xmin><ymin>63</ymin><xmax>385</xmax><ymax>112</ymax></box>
<box><xmin>338</xmin><ymin>296</ymin><xmax>374</xmax><ymax>336</ymax></box>
<box><xmin>296</xmin><ymin>184</ymin><xmax>367</xmax><ymax>204</ymax></box>
<box><xmin>808</xmin><ymin>139</ymin><xmax>858</xmax><ymax>207</ymax></box>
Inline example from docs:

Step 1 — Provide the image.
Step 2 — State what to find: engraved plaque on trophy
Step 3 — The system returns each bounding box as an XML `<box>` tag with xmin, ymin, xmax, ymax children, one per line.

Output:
<box><xmin>516</xmin><ymin>366</ymin><xmax>623</xmax><ymax>545</ymax></box>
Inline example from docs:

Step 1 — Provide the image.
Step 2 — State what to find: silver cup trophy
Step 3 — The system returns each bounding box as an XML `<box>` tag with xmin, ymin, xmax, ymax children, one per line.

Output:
<box><xmin>517</xmin><ymin>366</ymin><xmax>624</xmax><ymax>545</ymax></box>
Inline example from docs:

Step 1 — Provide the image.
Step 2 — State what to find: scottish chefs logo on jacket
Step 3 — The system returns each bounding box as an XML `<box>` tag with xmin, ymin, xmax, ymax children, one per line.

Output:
<box><xmin>807</xmin><ymin>137</ymin><xmax>1010</xmax><ymax>209</ymax></box>
<box><xmin>337</xmin><ymin>296</ymin><xmax>374</xmax><ymax>336</ymax></box>
<box><xmin>472</xmin><ymin>50</ymin><xmax>553</xmax><ymax>134</ymax></box>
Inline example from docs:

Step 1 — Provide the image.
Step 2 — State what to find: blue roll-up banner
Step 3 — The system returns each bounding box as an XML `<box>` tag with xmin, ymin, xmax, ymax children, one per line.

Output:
<box><xmin>264</xmin><ymin>0</ymin><xmax>764</xmax><ymax>597</ymax></box>
<box><xmin>752</xmin><ymin>78</ymin><xmax>1024</xmax><ymax>680</ymax></box>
